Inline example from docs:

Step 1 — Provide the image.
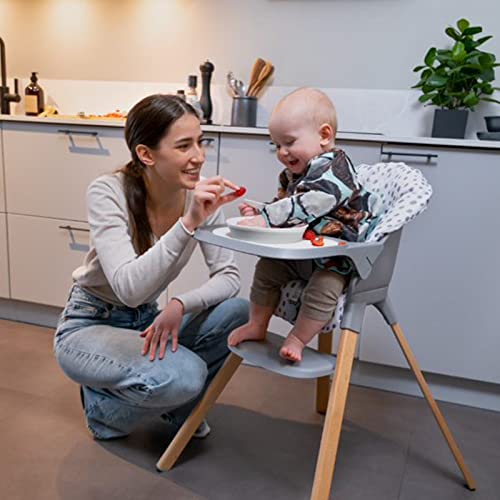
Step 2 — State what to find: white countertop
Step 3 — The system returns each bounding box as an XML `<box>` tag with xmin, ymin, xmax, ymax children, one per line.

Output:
<box><xmin>1</xmin><ymin>114</ymin><xmax>500</xmax><ymax>150</ymax></box>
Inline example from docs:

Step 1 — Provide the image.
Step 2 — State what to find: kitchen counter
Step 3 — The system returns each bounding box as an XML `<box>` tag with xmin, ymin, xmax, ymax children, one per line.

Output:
<box><xmin>1</xmin><ymin>113</ymin><xmax>500</xmax><ymax>150</ymax></box>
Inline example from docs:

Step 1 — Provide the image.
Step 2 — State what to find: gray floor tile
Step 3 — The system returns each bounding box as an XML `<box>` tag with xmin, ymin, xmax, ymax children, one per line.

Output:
<box><xmin>1</xmin><ymin>320</ymin><xmax>500</xmax><ymax>500</ymax></box>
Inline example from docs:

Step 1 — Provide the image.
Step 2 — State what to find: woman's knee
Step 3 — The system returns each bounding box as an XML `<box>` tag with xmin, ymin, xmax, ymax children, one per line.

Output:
<box><xmin>147</xmin><ymin>353</ymin><xmax>208</xmax><ymax>408</ymax></box>
<box><xmin>224</xmin><ymin>297</ymin><xmax>249</xmax><ymax>320</ymax></box>
<box><xmin>212</xmin><ymin>297</ymin><xmax>249</xmax><ymax>331</ymax></box>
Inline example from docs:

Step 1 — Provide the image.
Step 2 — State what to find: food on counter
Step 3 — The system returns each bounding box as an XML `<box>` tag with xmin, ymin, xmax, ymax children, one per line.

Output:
<box><xmin>80</xmin><ymin>110</ymin><xmax>127</xmax><ymax>119</ymax></box>
<box><xmin>38</xmin><ymin>104</ymin><xmax>58</xmax><ymax>117</ymax></box>
<box><xmin>36</xmin><ymin>107</ymin><xmax>127</xmax><ymax>120</ymax></box>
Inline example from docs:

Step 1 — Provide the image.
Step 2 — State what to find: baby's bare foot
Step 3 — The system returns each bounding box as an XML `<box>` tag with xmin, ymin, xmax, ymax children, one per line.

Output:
<box><xmin>279</xmin><ymin>333</ymin><xmax>305</xmax><ymax>362</ymax></box>
<box><xmin>228</xmin><ymin>323</ymin><xmax>267</xmax><ymax>346</ymax></box>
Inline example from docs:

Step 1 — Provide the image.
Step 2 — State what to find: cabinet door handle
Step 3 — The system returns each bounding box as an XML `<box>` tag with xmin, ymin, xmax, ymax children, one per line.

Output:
<box><xmin>57</xmin><ymin>129</ymin><xmax>99</xmax><ymax>137</ymax></box>
<box><xmin>59</xmin><ymin>225</ymin><xmax>90</xmax><ymax>233</ymax></box>
<box><xmin>381</xmin><ymin>145</ymin><xmax>438</xmax><ymax>162</ymax></box>
<box><xmin>202</xmin><ymin>137</ymin><xmax>215</xmax><ymax>145</ymax></box>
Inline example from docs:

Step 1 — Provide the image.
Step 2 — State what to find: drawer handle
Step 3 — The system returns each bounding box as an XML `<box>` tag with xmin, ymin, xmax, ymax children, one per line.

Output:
<box><xmin>381</xmin><ymin>146</ymin><xmax>438</xmax><ymax>162</ymax></box>
<box><xmin>59</xmin><ymin>225</ymin><xmax>90</xmax><ymax>233</ymax></box>
<box><xmin>58</xmin><ymin>129</ymin><xmax>98</xmax><ymax>137</ymax></box>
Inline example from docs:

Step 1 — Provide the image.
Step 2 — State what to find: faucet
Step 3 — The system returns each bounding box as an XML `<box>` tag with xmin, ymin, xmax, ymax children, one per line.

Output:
<box><xmin>0</xmin><ymin>37</ymin><xmax>21</xmax><ymax>115</ymax></box>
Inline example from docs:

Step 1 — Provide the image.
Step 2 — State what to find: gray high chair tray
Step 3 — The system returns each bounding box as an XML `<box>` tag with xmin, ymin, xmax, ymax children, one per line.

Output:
<box><xmin>194</xmin><ymin>224</ymin><xmax>384</xmax><ymax>279</ymax></box>
<box><xmin>194</xmin><ymin>224</ymin><xmax>384</xmax><ymax>379</ymax></box>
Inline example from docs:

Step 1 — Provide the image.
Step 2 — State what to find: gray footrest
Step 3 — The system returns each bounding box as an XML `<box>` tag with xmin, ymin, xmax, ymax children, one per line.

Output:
<box><xmin>228</xmin><ymin>331</ymin><xmax>336</xmax><ymax>379</ymax></box>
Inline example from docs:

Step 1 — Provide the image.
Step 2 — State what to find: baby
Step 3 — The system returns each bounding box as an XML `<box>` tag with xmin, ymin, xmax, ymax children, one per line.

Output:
<box><xmin>228</xmin><ymin>88</ymin><xmax>380</xmax><ymax>362</ymax></box>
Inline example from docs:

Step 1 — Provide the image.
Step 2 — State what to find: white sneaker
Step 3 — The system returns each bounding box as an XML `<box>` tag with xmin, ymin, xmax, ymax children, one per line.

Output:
<box><xmin>161</xmin><ymin>413</ymin><xmax>211</xmax><ymax>439</ymax></box>
<box><xmin>193</xmin><ymin>419</ymin><xmax>211</xmax><ymax>439</ymax></box>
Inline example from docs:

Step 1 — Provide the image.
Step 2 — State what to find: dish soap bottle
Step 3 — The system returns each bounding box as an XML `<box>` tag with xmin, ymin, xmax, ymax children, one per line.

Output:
<box><xmin>25</xmin><ymin>72</ymin><xmax>45</xmax><ymax>116</ymax></box>
<box><xmin>186</xmin><ymin>75</ymin><xmax>203</xmax><ymax>118</ymax></box>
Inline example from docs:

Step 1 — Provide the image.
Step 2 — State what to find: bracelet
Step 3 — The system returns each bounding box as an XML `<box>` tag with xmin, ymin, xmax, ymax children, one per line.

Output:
<box><xmin>179</xmin><ymin>217</ymin><xmax>195</xmax><ymax>236</ymax></box>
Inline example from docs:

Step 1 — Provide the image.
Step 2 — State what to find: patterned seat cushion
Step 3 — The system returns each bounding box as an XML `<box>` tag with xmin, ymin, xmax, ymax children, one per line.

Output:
<box><xmin>275</xmin><ymin>162</ymin><xmax>432</xmax><ymax>331</ymax></box>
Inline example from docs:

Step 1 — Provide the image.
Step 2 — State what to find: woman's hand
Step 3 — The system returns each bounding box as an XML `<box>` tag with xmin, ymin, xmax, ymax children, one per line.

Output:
<box><xmin>182</xmin><ymin>176</ymin><xmax>243</xmax><ymax>232</ymax></box>
<box><xmin>238</xmin><ymin>202</ymin><xmax>260</xmax><ymax>217</ymax></box>
<box><xmin>140</xmin><ymin>299</ymin><xmax>184</xmax><ymax>361</ymax></box>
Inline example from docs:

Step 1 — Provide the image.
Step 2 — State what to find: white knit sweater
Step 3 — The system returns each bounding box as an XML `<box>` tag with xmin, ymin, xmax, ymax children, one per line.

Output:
<box><xmin>72</xmin><ymin>173</ymin><xmax>240</xmax><ymax>312</ymax></box>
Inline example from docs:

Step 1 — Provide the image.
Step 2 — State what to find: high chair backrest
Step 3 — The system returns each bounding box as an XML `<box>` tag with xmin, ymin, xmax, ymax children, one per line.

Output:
<box><xmin>346</xmin><ymin>162</ymin><xmax>432</xmax><ymax>297</ymax></box>
<box><xmin>357</xmin><ymin>161</ymin><xmax>433</xmax><ymax>244</ymax></box>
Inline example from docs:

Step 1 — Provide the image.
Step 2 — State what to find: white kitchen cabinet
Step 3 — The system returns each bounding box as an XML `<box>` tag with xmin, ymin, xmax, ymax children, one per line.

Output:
<box><xmin>8</xmin><ymin>214</ymin><xmax>90</xmax><ymax>307</ymax></box>
<box><xmin>359</xmin><ymin>144</ymin><xmax>500</xmax><ymax>384</ymax></box>
<box><xmin>202</xmin><ymin>133</ymin><xmax>219</xmax><ymax>175</ymax></box>
<box><xmin>0</xmin><ymin>213</ymin><xmax>9</xmax><ymax>298</ymax></box>
<box><xmin>3</xmin><ymin>123</ymin><xmax>219</xmax><ymax>223</ymax></box>
<box><xmin>0</xmin><ymin>124</ymin><xmax>5</xmax><ymax>212</ymax></box>
<box><xmin>3</xmin><ymin>122</ymin><xmax>130</xmax><ymax>221</ymax></box>
<box><xmin>336</xmin><ymin>139</ymin><xmax>382</xmax><ymax>167</ymax></box>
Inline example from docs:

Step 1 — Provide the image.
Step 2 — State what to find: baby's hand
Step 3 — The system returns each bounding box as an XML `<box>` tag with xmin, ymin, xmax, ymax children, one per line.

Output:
<box><xmin>237</xmin><ymin>215</ymin><xmax>267</xmax><ymax>227</ymax></box>
<box><xmin>238</xmin><ymin>202</ymin><xmax>260</xmax><ymax>217</ymax></box>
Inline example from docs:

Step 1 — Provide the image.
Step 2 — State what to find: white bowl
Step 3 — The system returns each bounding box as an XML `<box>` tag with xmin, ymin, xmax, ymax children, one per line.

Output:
<box><xmin>226</xmin><ymin>216</ymin><xmax>306</xmax><ymax>243</ymax></box>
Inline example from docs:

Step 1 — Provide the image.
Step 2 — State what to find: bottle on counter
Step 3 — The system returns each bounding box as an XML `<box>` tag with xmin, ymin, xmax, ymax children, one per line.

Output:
<box><xmin>176</xmin><ymin>89</ymin><xmax>186</xmax><ymax>101</ymax></box>
<box><xmin>25</xmin><ymin>72</ymin><xmax>45</xmax><ymax>116</ymax></box>
<box><xmin>185</xmin><ymin>74</ymin><xmax>203</xmax><ymax>118</ymax></box>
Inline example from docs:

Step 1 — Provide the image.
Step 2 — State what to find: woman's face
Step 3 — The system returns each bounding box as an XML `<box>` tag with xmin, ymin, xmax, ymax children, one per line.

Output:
<box><xmin>148</xmin><ymin>113</ymin><xmax>205</xmax><ymax>190</ymax></box>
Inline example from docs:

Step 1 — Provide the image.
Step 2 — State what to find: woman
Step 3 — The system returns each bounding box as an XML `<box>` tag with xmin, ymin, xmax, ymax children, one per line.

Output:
<box><xmin>54</xmin><ymin>94</ymin><xmax>249</xmax><ymax>440</ymax></box>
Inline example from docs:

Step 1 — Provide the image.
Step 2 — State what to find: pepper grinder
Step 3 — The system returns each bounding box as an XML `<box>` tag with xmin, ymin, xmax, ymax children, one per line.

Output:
<box><xmin>199</xmin><ymin>59</ymin><xmax>214</xmax><ymax>124</ymax></box>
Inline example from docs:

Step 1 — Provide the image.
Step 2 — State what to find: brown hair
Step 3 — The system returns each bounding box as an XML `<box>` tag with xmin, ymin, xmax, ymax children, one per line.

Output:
<box><xmin>119</xmin><ymin>94</ymin><xmax>198</xmax><ymax>255</ymax></box>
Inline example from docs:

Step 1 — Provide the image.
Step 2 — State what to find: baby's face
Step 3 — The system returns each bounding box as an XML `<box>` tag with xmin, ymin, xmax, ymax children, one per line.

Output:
<box><xmin>269</xmin><ymin>112</ymin><xmax>325</xmax><ymax>175</ymax></box>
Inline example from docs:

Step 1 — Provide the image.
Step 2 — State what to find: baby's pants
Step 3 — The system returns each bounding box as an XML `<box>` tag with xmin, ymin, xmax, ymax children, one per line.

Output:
<box><xmin>250</xmin><ymin>258</ymin><xmax>347</xmax><ymax>322</ymax></box>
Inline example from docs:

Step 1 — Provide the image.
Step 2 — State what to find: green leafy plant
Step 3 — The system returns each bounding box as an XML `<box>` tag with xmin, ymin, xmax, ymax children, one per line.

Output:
<box><xmin>413</xmin><ymin>18</ymin><xmax>500</xmax><ymax>110</ymax></box>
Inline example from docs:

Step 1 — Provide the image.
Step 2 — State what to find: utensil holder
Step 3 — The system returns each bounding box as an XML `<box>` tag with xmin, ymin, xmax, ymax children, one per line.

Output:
<box><xmin>231</xmin><ymin>96</ymin><xmax>257</xmax><ymax>127</ymax></box>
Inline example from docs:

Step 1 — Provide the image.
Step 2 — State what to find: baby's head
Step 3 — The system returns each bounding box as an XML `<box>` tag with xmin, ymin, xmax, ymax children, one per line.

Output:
<box><xmin>268</xmin><ymin>88</ymin><xmax>337</xmax><ymax>175</ymax></box>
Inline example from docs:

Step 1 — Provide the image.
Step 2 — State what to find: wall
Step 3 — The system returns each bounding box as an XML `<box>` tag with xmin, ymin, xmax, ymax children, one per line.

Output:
<box><xmin>1</xmin><ymin>0</ymin><xmax>500</xmax><ymax>90</ymax></box>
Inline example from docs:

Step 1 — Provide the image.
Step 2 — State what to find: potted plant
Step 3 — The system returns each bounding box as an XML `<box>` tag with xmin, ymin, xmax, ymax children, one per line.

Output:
<box><xmin>413</xmin><ymin>18</ymin><xmax>500</xmax><ymax>138</ymax></box>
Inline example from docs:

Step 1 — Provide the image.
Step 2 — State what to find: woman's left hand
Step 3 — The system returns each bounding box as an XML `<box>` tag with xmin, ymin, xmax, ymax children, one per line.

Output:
<box><xmin>140</xmin><ymin>299</ymin><xmax>184</xmax><ymax>361</ymax></box>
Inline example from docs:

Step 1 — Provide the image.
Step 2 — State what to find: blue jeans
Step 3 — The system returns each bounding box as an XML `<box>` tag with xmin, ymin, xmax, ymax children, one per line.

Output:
<box><xmin>54</xmin><ymin>284</ymin><xmax>249</xmax><ymax>439</ymax></box>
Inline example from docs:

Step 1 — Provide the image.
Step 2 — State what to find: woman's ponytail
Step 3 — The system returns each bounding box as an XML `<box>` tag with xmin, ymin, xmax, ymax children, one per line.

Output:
<box><xmin>119</xmin><ymin>94</ymin><xmax>198</xmax><ymax>255</ymax></box>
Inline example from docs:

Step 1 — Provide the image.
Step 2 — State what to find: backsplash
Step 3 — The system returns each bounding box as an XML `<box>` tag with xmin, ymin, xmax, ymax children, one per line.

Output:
<box><xmin>5</xmin><ymin>77</ymin><xmax>499</xmax><ymax>140</ymax></box>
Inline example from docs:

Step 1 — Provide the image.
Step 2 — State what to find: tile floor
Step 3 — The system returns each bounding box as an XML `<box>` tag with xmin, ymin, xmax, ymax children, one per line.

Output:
<box><xmin>0</xmin><ymin>319</ymin><xmax>498</xmax><ymax>500</ymax></box>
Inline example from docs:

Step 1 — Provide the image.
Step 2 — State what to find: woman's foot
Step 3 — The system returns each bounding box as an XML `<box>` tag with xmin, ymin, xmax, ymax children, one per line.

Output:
<box><xmin>279</xmin><ymin>333</ymin><xmax>306</xmax><ymax>362</ymax></box>
<box><xmin>228</xmin><ymin>322</ymin><xmax>267</xmax><ymax>346</ymax></box>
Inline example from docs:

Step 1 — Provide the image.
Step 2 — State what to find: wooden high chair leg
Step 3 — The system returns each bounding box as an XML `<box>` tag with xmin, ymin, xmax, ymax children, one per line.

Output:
<box><xmin>156</xmin><ymin>353</ymin><xmax>243</xmax><ymax>472</ymax></box>
<box><xmin>311</xmin><ymin>329</ymin><xmax>358</xmax><ymax>500</ymax></box>
<box><xmin>391</xmin><ymin>323</ymin><xmax>477</xmax><ymax>491</ymax></box>
<box><xmin>316</xmin><ymin>332</ymin><xmax>333</xmax><ymax>414</ymax></box>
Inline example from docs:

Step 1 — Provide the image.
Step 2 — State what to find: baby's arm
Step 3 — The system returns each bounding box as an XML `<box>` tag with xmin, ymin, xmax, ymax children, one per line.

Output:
<box><xmin>262</xmin><ymin>190</ymin><xmax>340</xmax><ymax>227</ymax></box>
<box><xmin>238</xmin><ymin>169</ymin><xmax>289</xmax><ymax>222</ymax></box>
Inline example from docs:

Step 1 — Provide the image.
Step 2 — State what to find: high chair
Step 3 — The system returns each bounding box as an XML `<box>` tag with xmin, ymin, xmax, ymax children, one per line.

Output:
<box><xmin>156</xmin><ymin>162</ymin><xmax>476</xmax><ymax>499</ymax></box>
